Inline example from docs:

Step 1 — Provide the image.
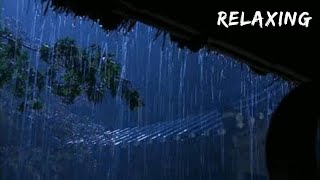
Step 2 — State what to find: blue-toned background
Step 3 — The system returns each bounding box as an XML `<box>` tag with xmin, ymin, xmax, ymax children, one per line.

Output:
<box><xmin>0</xmin><ymin>0</ymin><xmax>294</xmax><ymax>180</ymax></box>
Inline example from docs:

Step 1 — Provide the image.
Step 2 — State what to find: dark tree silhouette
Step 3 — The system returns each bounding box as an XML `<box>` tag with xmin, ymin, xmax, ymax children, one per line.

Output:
<box><xmin>0</xmin><ymin>27</ymin><xmax>143</xmax><ymax>112</ymax></box>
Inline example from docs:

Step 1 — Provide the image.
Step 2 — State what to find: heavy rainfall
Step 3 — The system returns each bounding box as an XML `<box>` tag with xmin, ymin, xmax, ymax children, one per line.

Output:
<box><xmin>0</xmin><ymin>0</ymin><xmax>308</xmax><ymax>180</ymax></box>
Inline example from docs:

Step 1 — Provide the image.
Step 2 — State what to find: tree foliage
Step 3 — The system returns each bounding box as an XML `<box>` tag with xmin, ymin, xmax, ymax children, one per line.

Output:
<box><xmin>0</xmin><ymin>27</ymin><xmax>143</xmax><ymax>112</ymax></box>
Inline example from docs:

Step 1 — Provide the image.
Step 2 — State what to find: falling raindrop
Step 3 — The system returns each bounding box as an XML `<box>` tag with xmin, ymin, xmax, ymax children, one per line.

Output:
<box><xmin>0</xmin><ymin>1</ymin><xmax>293</xmax><ymax>179</ymax></box>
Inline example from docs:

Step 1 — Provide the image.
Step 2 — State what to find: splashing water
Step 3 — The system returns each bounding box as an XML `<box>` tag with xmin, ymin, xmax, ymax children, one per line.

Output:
<box><xmin>0</xmin><ymin>0</ymin><xmax>295</xmax><ymax>180</ymax></box>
